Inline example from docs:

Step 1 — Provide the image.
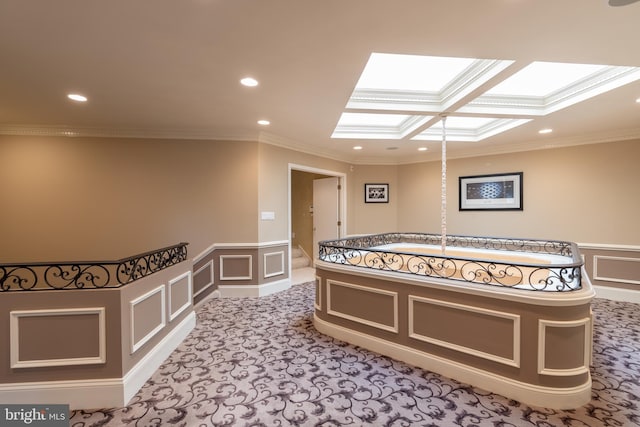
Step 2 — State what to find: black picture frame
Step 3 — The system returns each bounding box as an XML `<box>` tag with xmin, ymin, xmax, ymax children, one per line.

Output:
<box><xmin>364</xmin><ymin>183</ymin><xmax>389</xmax><ymax>203</ymax></box>
<box><xmin>459</xmin><ymin>172</ymin><xmax>523</xmax><ymax>211</ymax></box>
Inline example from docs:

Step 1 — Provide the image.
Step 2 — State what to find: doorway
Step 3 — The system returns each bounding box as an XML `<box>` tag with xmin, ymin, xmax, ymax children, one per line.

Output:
<box><xmin>288</xmin><ymin>164</ymin><xmax>346</xmax><ymax>283</ymax></box>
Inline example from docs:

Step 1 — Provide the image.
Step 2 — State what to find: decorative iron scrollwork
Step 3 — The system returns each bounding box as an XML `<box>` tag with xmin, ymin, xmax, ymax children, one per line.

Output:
<box><xmin>0</xmin><ymin>242</ymin><xmax>188</xmax><ymax>291</ymax></box>
<box><xmin>319</xmin><ymin>233</ymin><xmax>582</xmax><ymax>292</ymax></box>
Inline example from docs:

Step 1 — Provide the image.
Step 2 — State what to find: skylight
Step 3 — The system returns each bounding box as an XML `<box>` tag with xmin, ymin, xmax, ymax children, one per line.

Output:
<box><xmin>412</xmin><ymin>117</ymin><xmax>532</xmax><ymax>142</ymax></box>
<box><xmin>332</xmin><ymin>53</ymin><xmax>640</xmax><ymax>142</ymax></box>
<box><xmin>485</xmin><ymin>62</ymin><xmax>607</xmax><ymax>97</ymax></box>
<box><xmin>355</xmin><ymin>53</ymin><xmax>476</xmax><ymax>92</ymax></box>
<box><xmin>332</xmin><ymin>112</ymin><xmax>432</xmax><ymax>139</ymax></box>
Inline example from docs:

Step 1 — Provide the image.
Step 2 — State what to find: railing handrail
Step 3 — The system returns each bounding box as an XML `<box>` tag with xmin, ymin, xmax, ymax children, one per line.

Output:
<box><xmin>0</xmin><ymin>242</ymin><xmax>189</xmax><ymax>292</ymax></box>
<box><xmin>318</xmin><ymin>233</ymin><xmax>583</xmax><ymax>292</ymax></box>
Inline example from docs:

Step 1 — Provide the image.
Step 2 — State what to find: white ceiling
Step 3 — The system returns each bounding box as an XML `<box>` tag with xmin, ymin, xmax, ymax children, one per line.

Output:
<box><xmin>1</xmin><ymin>0</ymin><xmax>639</xmax><ymax>164</ymax></box>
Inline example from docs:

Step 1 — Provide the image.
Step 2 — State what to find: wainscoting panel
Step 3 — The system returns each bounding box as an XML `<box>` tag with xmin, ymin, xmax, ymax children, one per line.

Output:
<box><xmin>409</xmin><ymin>296</ymin><xmax>520</xmax><ymax>368</ymax></box>
<box><xmin>193</xmin><ymin>260</ymin><xmax>214</xmax><ymax>299</ymax></box>
<box><xmin>130</xmin><ymin>285</ymin><xmax>166</xmax><ymax>354</ymax></box>
<box><xmin>580</xmin><ymin>244</ymin><xmax>640</xmax><ymax>301</ymax></box>
<box><xmin>168</xmin><ymin>271</ymin><xmax>192</xmax><ymax>321</ymax></box>
<box><xmin>593</xmin><ymin>255</ymin><xmax>640</xmax><ymax>285</ymax></box>
<box><xmin>220</xmin><ymin>255</ymin><xmax>253</xmax><ymax>281</ymax></box>
<box><xmin>314</xmin><ymin>276</ymin><xmax>322</xmax><ymax>311</ymax></box>
<box><xmin>10</xmin><ymin>308</ymin><xmax>106</xmax><ymax>369</ymax></box>
<box><xmin>264</xmin><ymin>251</ymin><xmax>285</xmax><ymax>278</ymax></box>
<box><xmin>327</xmin><ymin>280</ymin><xmax>398</xmax><ymax>333</ymax></box>
<box><xmin>538</xmin><ymin>318</ymin><xmax>591</xmax><ymax>376</ymax></box>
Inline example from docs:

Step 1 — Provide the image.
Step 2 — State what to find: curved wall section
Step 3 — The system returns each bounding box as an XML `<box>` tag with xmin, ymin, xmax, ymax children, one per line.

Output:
<box><xmin>314</xmin><ymin>260</ymin><xmax>595</xmax><ymax>410</ymax></box>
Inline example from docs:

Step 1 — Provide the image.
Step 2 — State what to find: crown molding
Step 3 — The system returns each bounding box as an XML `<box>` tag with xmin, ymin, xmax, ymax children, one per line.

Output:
<box><xmin>0</xmin><ymin>125</ymin><xmax>258</xmax><ymax>142</ymax></box>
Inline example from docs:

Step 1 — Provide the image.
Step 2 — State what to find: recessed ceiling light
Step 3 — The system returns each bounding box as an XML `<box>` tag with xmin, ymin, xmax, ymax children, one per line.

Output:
<box><xmin>539</xmin><ymin>128</ymin><xmax>553</xmax><ymax>134</ymax></box>
<box><xmin>353</xmin><ymin>146</ymin><xmax>363</xmax><ymax>150</ymax></box>
<box><xmin>636</xmin><ymin>97</ymin><xmax>640</xmax><ymax>103</ymax></box>
<box><xmin>257</xmin><ymin>120</ymin><xmax>270</xmax><ymax>125</ymax></box>
<box><xmin>67</xmin><ymin>93</ymin><xmax>87</xmax><ymax>102</ymax></box>
<box><xmin>418</xmin><ymin>147</ymin><xmax>428</xmax><ymax>151</ymax></box>
<box><xmin>240</xmin><ymin>77</ymin><xmax>259</xmax><ymax>87</ymax></box>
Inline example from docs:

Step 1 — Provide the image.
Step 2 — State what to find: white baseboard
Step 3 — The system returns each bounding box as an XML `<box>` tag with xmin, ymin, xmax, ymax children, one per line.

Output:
<box><xmin>0</xmin><ymin>311</ymin><xmax>196</xmax><ymax>410</ymax></box>
<box><xmin>122</xmin><ymin>311</ymin><xmax>196</xmax><ymax>404</ymax></box>
<box><xmin>0</xmin><ymin>377</ymin><xmax>124</xmax><ymax>410</ymax></box>
<box><xmin>219</xmin><ymin>279</ymin><xmax>291</xmax><ymax>297</ymax></box>
<box><xmin>314</xmin><ymin>314</ymin><xmax>591</xmax><ymax>410</ymax></box>
<box><xmin>593</xmin><ymin>285</ymin><xmax>640</xmax><ymax>303</ymax></box>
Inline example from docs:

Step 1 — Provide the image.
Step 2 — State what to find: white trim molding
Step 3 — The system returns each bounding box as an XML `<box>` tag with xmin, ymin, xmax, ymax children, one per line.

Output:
<box><xmin>326</xmin><ymin>280</ymin><xmax>399</xmax><ymax>333</ymax></box>
<box><xmin>408</xmin><ymin>295</ymin><xmax>521</xmax><ymax>368</ymax></box>
<box><xmin>10</xmin><ymin>308</ymin><xmax>106</xmax><ymax>369</ymax></box>
<box><xmin>593</xmin><ymin>285</ymin><xmax>640</xmax><ymax>303</ymax></box>
<box><xmin>593</xmin><ymin>255</ymin><xmax>640</xmax><ymax>285</ymax></box>
<box><xmin>264</xmin><ymin>251</ymin><xmax>285</xmax><ymax>278</ymax></box>
<box><xmin>314</xmin><ymin>314</ymin><xmax>591</xmax><ymax>410</ymax></box>
<box><xmin>537</xmin><ymin>317</ymin><xmax>592</xmax><ymax>376</ymax></box>
<box><xmin>130</xmin><ymin>285</ymin><xmax>167</xmax><ymax>354</ymax></box>
<box><xmin>168</xmin><ymin>271</ymin><xmax>193</xmax><ymax>321</ymax></box>
<box><xmin>193</xmin><ymin>260</ymin><xmax>215</xmax><ymax>298</ymax></box>
<box><xmin>218</xmin><ymin>279</ymin><xmax>290</xmax><ymax>298</ymax></box>
<box><xmin>0</xmin><ymin>311</ymin><xmax>196</xmax><ymax>410</ymax></box>
<box><xmin>314</xmin><ymin>275</ymin><xmax>322</xmax><ymax>311</ymax></box>
<box><xmin>193</xmin><ymin>240</ymin><xmax>289</xmax><ymax>264</ymax></box>
<box><xmin>220</xmin><ymin>255</ymin><xmax>253</xmax><ymax>281</ymax></box>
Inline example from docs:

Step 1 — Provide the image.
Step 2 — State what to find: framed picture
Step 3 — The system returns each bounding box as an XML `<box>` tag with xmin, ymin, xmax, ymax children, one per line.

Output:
<box><xmin>459</xmin><ymin>172</ymin><xmax>523</xmax><ymax>211</ymax></box>
<box><xmin>364</xmin><ymin>183</ymin><xmax>389</xmax><ymax>203</ymax></box>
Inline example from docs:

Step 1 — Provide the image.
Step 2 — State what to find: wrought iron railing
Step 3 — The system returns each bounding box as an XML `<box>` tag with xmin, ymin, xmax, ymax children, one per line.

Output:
<box><xmin>318</xmin><ymin>233</ymin><xmax>583</xmax><ymax>292</ymax></box>
<box><xmin>0</xmin><ymin>242</ymin><xmax>188</xmax><ymax>292</ymax></box>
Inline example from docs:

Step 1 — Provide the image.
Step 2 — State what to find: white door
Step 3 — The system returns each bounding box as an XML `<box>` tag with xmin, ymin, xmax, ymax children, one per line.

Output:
<box><xmin>313</xmin><ymin>177</ymin><xmax>340</xmax><ymax>261</ymax></box>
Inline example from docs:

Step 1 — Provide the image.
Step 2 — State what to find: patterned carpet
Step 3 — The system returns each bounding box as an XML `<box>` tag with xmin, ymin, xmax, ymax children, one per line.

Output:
<box><xmin>70</xmin><ymin>282</ymin><xmax>640</xmax><ymax>426</ymax></box>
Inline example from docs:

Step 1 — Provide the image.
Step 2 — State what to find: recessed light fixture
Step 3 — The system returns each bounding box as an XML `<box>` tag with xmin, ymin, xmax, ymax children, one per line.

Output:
<box><xmin>418</xmin><ymin>147</ymin><xmax>428</xmax><ymax>151</ymax></box>
<box><xmin>240</xmin><ymin>77</ymin><xmax>259</xmax><ymax>87</ymax></box>
<box><xmin>67</xmin><ymin>93</ymin><xmax>87</xmax><ymax>102</ymax></box>
<box><xmin>539</xmin><ymin>128</ymin><xmax>553</xmax><ymax>134</ymax></box>
<box><xmin>353</xmin><ymin>146</ymin><xmax>363</xmax><ymax>150</ymax></box>
<box><xmin>636</xmin><ymin>97</ymin><xmax>640</xmax><ymax>103</ymax></box>
<box><xmin>257</xmin><ymin>120</ymin><xmax>270</xmax><ymax>126</ymax></box>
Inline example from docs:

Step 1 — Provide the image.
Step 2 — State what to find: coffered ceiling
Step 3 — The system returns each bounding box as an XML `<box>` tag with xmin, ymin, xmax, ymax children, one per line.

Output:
<box><xmin>1</xmin><ymin>0</ymin><xmax>639</xmax><ymax>164</ymax></box>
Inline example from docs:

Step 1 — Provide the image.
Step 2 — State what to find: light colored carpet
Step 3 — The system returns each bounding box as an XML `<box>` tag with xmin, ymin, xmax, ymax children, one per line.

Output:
<box><xmin>70</xmin><ymin>282</ymin><xmax>640</xmax><ymax>426</ymax></box>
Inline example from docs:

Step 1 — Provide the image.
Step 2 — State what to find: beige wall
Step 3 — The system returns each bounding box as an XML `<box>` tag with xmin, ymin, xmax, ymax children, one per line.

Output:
<box><xmin>0</xmin><ymin>135</ymin><xmax>259</xmax><ymax>262</ymax></box>
<box><xmin>2</xmin><ymin>135</ymin><xmax>638</xmax><ymax>264</ymax></box>
<box><xmin>394</xmin><ymin>140</ymin><xmax>640</xmax><ymax>245</ymax></box>
<box><xmin>349</xmin><ymin>164</ymin><xmax>399</xmax><ymax>235</ymax></box>
<box><xmin>257</xmin><ymin>143</ymin><xmax>350</xmax><ymax>243</ymax></box>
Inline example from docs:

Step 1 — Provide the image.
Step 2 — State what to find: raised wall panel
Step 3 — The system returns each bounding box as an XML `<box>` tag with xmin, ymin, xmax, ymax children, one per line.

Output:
<box><xmin>220</xmin><ymin>255</ymin><xmax>253</xmax><ymax>280</ymax></box>
<box><xmin>409</xmin><ymin>296</ymin><xmax>521</xmax><ymax>368</ymax></box>
<box><xmin>168</xmin><ymin>271</ymin><xmax>192</xmax><ymax>321</ymax></box>
<box><xmin>593</xmin><ymin>255</ymin><xmax>640</xmax><ymax>285</ymax></box>
<box><xmin>130</xmin><ymin>285</ymin><xmax>166</xmax><ymax>354</ymax></box>
<box><xmin>264</xmin><ymin>251</ymin><xmax>285</xmax><ymax>278</ymax></box>
<box><xmin>314</xmin><ymin>276</ymin><xmax>322</xmax><ymax>311</ymax></box>
<box><xmin>193</xmin><ymin>260</ymin><xmax>214</xmax><ymax>298</ymax></box>
<box><xmin>538</xmin><ymin>318</ymin><xmax>591</xmax><ymax>376</ymax></box>
<box><xmin>10</xmin><ymin>308</ymin><xmax>106</xmax><ymax>368</ymax></box>
<box><xmin>327</xmin><ymin>280</ymin><xmax>398</xmax><ymax>333</ymax></box>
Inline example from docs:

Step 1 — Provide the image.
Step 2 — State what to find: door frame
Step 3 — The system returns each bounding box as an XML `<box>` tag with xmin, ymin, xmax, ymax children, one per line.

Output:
<box><xmin>288</xmin><ymin>163</ymin><xmax>347</xmax><ymax>277</ymax></box>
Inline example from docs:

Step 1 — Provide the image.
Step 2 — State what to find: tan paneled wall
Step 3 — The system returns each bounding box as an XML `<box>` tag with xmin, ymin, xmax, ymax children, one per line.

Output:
<box><xmin>0</xmin><ymin>135</ymin><xmax>259</xmax><ymax>262</ymax></box>
<box><xmin>0</xmin><ymin>289</ymin><xmax>122</xmax><ymax>383</ymax></box>
<box><xmin>192</xmin><ymin>242</ymin><xmax>289</xmax><ymax>301</ymax></box>
<box><xmin>315</xmin><ymin>263</ymin><xmax>594</xmax><ymax>408</ymax></box>
<box><xmin>581</xmin><ymin>245</ymin><xmax>640</xmax><ymax>291</ymax></box>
